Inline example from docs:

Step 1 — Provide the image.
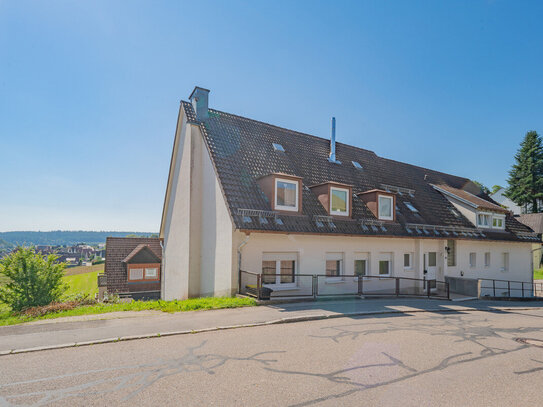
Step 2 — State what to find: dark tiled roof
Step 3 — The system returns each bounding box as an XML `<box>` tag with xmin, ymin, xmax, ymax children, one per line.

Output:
<box><xmin>122</xmin><ymin>244</ymin><xmax>162</xmax><ymax>263</ymax></box>
<box><xmin>181</xmin><ymin>101</ymin><xmax>533</xmax><ymax>242</ymax></box>
<box><xmin>105</xmin><ymin>237</ymin><xmax>162</xmax><ymax>293</ymax></box>
<box><xmin>517</xmin><ymin>213</ymin><xmax>543</xmax><ymax>234</ymax></box>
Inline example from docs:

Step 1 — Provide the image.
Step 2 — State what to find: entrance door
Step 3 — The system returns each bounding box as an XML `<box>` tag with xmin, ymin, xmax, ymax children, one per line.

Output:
<box><xmin>424</xmin><ymin>252</ymin><xmax>438</xmax><ymax>291</ymax></box>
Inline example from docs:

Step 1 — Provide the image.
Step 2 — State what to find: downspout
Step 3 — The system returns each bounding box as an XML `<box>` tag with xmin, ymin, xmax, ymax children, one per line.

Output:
<box><xmin>237</xmin><ymin>233</ymin><xmax>251</xmax><ymax>293</ymax></box>
<box><xmin>160</xmin><ymin>239</ymin><xmax>165</xmax><ymax>300</ymax></box>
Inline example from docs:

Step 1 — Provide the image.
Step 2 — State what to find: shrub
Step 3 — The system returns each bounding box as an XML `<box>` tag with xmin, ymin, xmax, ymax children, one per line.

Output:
<box><xmin>0</xmin><ymin>247</ymin><xmax>67</xmax><ymax>311</ymax></box>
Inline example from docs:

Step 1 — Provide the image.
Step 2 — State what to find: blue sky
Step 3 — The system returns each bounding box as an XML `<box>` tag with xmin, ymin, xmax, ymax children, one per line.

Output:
<box><xmin>1</xmin><ymin>0</ymin><xmax>542</xmax><ymax>232</ymax></box>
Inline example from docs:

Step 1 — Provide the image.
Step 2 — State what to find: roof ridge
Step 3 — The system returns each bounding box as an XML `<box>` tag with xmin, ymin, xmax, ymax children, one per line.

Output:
<box><xmin>183</xmin><ymin>101</ymin><xmax>378</xmax><ymax>156</ymax></box>
<box><xmin>193</xmin><ymin>103</ymin><xmax>474</xmax><ymax>183</ymax></box>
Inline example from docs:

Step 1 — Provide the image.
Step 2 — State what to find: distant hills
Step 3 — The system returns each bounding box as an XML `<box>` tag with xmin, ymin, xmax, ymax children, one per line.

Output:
<box><xmin>0</xmin><ymin>231</ymin><xmax>158</xmax><ymax>247</ymax></box>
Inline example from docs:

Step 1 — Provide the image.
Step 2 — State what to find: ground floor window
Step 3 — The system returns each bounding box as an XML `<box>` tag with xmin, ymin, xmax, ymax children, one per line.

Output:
<box><xmin>469</xmin><ymin>252</ymin><xmax>476</xmax><ymax>268</ymax></box>
<box><xmin>325</xmin><ymin>253</ymin><xmax>344</xmax><ymax>278</ymax></box>
<box><xmin>484</xmin><ymin>252</ymin><xmax>491</xmax><ymax>267</ymax></box>
<box><xmin>354</xmin><ymin>251</ymin><xmax>370</xmax><ymax>278</ymax></box>
<box><xmin>447</xmin><ymin>240</ymin><xmax>456</xmax><ymax>267</ymax></box>
<box><xmin>501</xmin><ymin>252</ymin><xmax>509</xmax><ymax>272</ymax></box>
<box><xmin>262</xmin><ymin>253</ymin><xmax>297</xmax><ymax>286</ymax></box>
<box><xmin>404</xmin><ymin>253</ymin><xmax>413</xmax><ymax>269</ymax></box>
<box><xmin>378</xmin><ymin>252</ymin><xmax>392</xmax><ymax>276</ymax></box>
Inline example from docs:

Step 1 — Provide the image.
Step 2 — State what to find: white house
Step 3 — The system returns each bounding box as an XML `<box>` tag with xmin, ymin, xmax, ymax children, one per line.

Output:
<box><xmin>490</xmin><ymin>187</ymin><xmax>522</xmax><ymax>215</ymax></box>
<box><xmin>159</xmin><ymin>87</ymin><xmax>538</xmax><ymax>300</ymax></box>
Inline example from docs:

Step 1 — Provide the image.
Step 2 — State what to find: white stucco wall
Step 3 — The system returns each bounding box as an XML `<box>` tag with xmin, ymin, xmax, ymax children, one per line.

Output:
<box><xmin>162</xmin><ymin>114</ymin><xmax>235</xmax><ymax>300</ymax></box>
<box><xmin>237</xmin><ymin>232</ymin><xmax>533</xmax><ymax>297</ymax></box>
<box><xmin>162</xmin><ymin>113</ymin><xmax>192</xmax><ymax>300</ymax></box>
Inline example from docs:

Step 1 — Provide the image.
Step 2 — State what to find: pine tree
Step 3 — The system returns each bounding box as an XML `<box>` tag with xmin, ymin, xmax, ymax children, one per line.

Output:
<box><xmin>506</xmin><ymin>131</ymin><xmax>543</xmax><ymax>213</ymax></box>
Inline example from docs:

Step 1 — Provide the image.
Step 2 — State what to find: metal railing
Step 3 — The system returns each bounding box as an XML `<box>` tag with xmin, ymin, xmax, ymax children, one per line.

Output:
<box><xmin>480</xmin><ymin>278</ymin><xmax>543</xmax><ymax>298</ymax></box>
<box><xmin>239</xmin><ymin>270</ymin><xmax>449</xmax><ymax>300</ymax></box>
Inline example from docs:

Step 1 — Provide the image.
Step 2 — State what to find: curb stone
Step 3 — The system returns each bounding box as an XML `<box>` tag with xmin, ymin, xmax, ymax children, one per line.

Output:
<box><xmin>2</xmin><ymin>306</ymin><xmax>541</xmax><ymax>356</ymax></box>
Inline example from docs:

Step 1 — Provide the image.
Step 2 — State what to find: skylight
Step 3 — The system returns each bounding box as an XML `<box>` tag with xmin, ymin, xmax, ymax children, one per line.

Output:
<box><xmin>272</xmin><ymin>143</ymin><xmax>285</xmax><ymax>152</ymax></box>
<box><xmin>404</xmin><ymin>202</ymin><xmax>419</xmax><ymax>213</ymax></box>
<box><xmin>352</xmin><ymin>161</ymin><xmax>363</xmax><ymax>170</ymax></box>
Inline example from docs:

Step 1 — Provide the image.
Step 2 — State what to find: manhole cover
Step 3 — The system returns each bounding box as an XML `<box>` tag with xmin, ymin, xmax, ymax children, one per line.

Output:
<box><xmin>516</xmin><ymin>338</ymin><xmax>543</xmax><ymax>348</ymax></box>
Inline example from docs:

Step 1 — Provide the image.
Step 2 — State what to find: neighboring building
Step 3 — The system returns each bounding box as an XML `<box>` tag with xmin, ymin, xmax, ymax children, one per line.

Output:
<box><xmin>105</xmin><ymin>237</ymin><xmax>162</xmax><ymax>299</ymax></box>
<box><xmin>490</xmin><ymin>187</ymin><xmax>523</xmax><ymax>215</ymax></box>
<box><xmin>517</xmin><ymin>213</ymin><xmax>543</xmax><ymax>268</ymax></box>
<box><xmin>159</xmin><ymin>86</ymin><xmax>538</xmax><ymax>300</ymax></box>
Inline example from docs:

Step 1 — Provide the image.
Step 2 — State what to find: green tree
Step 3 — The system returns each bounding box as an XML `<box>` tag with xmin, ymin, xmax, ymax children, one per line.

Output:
<box><xmin>473</xmin><ymin>181</ymin><xmax>490</xmax><ymax>195</ymax></box>
<box><xmin>507</xmin><ymin>131</ymin><xmax>543</xmax><ymax>213</ymax></box>
<box><xmin>0</xmin><ymin>247</ymin><xmax>66</xmax><ymax>311</ymax></box>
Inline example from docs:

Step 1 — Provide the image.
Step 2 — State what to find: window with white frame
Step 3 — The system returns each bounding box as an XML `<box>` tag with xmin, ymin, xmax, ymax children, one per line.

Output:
<box><xmin>477</xmin><ymin>213</ymin><xmax>491</xmax><ymax>228</ymax></box>
<box><xmin>378</xmin><ymin>195</ymin><xmax>393</xmax><ymax>220</ymax></box>
<box><xmin>129</xmin><ymin>268</ymin><xmax>143</xmax><ymax>281</ymax></box>
<box><xmin>501</xmin><ymin>252</ymin><xmax>509</xmax><ymax>272</ymax></box>
<box><xmin>354</xmin><ymin>253</ymin><xmax>370</xmax><ymax>278</ymax></box>
<box><xmin>403</xmin><ymin>253</ymin><xmax>413</xmax><ymax>269</ymax></box>
<box><xmin>484</xmin><ymin>252</ymin><xmax>490</xmax><ymax>267</ymax></box>
<box><xmin>325</xmin><ymin>253</ymin><xmax>343</xmax><ymax>278</ymax></box>
<box><xmin>469</xmin><ymin>252</ymin><xmax>476</xmax><ymax>268</ymax></box>
<box><xmin>492</xmin><ymin>215</ymin><xmax>505</xmax><ymax>229</ymax></box>
<box><xmin>275</xmin><ymin>178</ymin><xmax>298</xmax><ymax>211</ymax></box>
<box><xmin>378</xmin><ymin>252</ymin><xmax>392</xmax><ymax>276</ymax></box>
<box><xmin>330</xmin><ymin>187</ymin><xmax>349</xmax><ymax>216</ymax></box>
<box><xmin>262</xmin><ymin>253</ymin><xmax>297</xmax><ymax>287</ymax></box>
<box><xmin>145</xmin><ymin>268</ymin><xmax>158</xmax><ymax>279</ymax></box>
<box><xmin>477</xmin><ymin>212</ymin><xmax>506</xmax><ymax>230</ymax></box>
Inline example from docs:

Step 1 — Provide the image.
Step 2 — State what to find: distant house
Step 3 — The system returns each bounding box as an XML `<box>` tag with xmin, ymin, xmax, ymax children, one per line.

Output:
<box><xmin>516</xmin><ymin>213</ymin><xmax>543</xmax><ymax>268</ymax></box>
<box><xmin>159</xmin><ymin>86</ymin><xmax>537</xmax><ymax>300</ymax></box>
<box><xmin>490</xmin><ymin>187</ymin><xmax>522</xmax><ymax>215</ymax></box>
<box><xmin>104</xmin><ymin>237</ymin><xmax>162</xmax><ymax>299</ymax></box>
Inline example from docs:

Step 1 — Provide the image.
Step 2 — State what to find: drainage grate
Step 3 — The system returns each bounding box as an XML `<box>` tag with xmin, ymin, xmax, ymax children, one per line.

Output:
<box><xmin>516</xmin><ymin>338</ymin><xmax>543</xmax><ymax>348</ymax></box>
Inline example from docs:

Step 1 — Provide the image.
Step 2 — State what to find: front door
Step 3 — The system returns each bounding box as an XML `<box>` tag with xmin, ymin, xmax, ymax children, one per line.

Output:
<box><xmin>424</xmin><ymin>252</ymin><xmax>438</xmax><ymax>291</ymax></box>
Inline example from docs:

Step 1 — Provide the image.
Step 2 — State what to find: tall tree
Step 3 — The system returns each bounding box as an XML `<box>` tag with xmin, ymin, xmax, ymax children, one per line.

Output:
<box><xmin>506</xmin><ymin>131</ymin><xmax>543</xmax><ymax>213</ymax></box>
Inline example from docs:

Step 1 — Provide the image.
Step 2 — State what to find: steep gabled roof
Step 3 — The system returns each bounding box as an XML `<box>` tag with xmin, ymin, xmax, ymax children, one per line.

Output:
<box><xmin>174</xmin><ymin>101</ymin><xmax>533</xmax><ymax>242</ymax></box>
<box><xmin>517</xmin><ymin>213</ymin><xmax>543</xmax><ymax>234</ymax></box>
<box><xmin>122</xmin><ymin>244</ymin><xmax>161</xmax><ymax>263</ymax></box>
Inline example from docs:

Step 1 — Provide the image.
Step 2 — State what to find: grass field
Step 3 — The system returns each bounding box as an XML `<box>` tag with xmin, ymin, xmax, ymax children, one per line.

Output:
<box><xmin>535</xmin><ymin>269</ymin><xmax>543</xmax><ymax>280</ymax></box>
<box><xmin>62</xmin><ymin>270</ymin><xmax>99</xmax><ymax>298</ymax></box>
<box><xmin>64</xmin><ymin>263</ymin><xmax>104</xmax><ymax>276</ymax></box>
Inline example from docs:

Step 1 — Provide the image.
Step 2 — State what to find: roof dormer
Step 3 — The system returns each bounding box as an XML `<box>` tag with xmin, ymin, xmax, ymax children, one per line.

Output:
<box><xmin>309</xmin><ymin>182</ymin><xmax>353</xmax><ymax>218</ymax></box>
<box><xmin>257</xmin><ymin>173</ymin><xmax>303</xmax><ymax>214</ymax></box>
<box><xmin>357</xmin><ymin>189</ymin><xmax>396</xmax><ymax>222</ymax></box>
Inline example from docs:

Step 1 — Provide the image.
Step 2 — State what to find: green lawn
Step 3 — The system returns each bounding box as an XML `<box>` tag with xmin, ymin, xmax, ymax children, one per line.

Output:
<box><xmin>0</xmin><ymin>296</ymin><xmax>257</xmax><ymax>326</ymax></box>
<box><xmin>535</xmin><ymin>269</ymin><xmax>543</xmax><ymax>280</ymax></box>
<box><xmin>62</xmin><ymin>270</ymin><xmax>99</xmax><ymax>298</ymax></box>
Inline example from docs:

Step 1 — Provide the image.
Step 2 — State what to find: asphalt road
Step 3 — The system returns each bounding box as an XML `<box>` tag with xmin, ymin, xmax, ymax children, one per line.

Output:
<box><xmin>2</xmin><ymin>307</ymin><xmax>543</xmax><ymax>406</ymax></box>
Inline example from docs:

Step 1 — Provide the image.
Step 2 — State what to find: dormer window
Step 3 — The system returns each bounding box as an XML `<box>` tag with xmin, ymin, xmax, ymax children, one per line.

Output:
<box><xmin>378</xmin><ymin>195</ymin><xmax>394</xmax><ymax>220</ymax></box>
<box><xmin>275</xmin><ymin>178</ymin><xmax>299</xmax><ymax>211</ymax></box>
<box><xmin>357</xmin><ymin>189</ymin><xmax>396</xmax><ymax>222</ymax></box>
<box><xmin>330</xmin><ymin>187</ymin><xmax>349</xmax><ymax>216</ymax></box>
<box><xmin>257</xmin><ymin>173</ymin><xmax>302</xmax><ymax>214</ymax></box>
<box><xmin>476</xmin><ymin>212</ymin><xmax>505</xmax><ymax>230</ymax></box>
<box><xmin>310</xmin><ymin>181</ymin><xmax>353</xmax><ymax>218</ymax></box>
